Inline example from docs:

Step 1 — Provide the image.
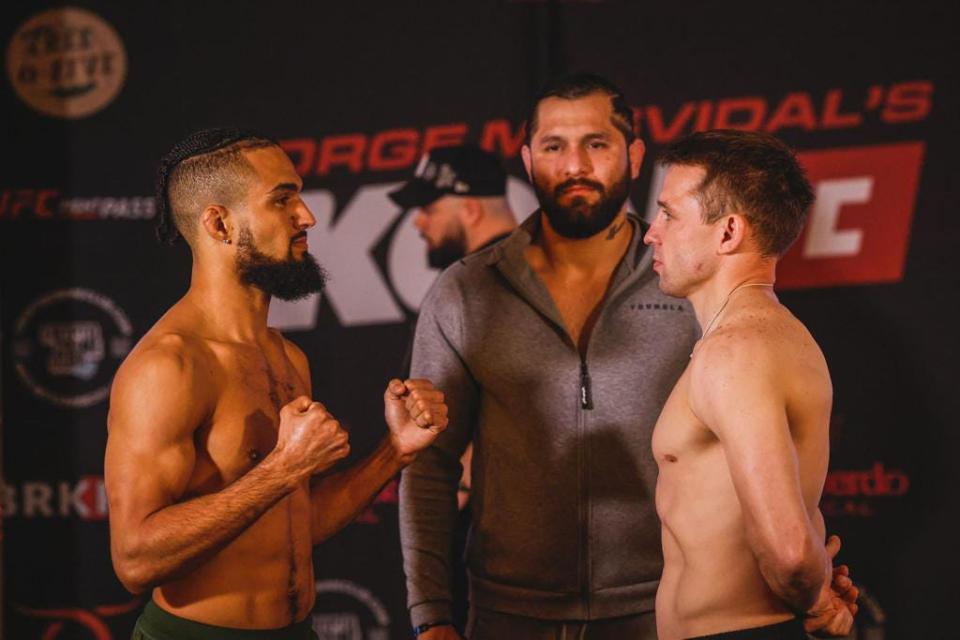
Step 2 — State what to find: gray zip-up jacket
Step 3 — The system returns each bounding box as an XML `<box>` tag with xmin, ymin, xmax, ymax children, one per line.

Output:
<box><xmin>400</xmin><ymin>212</ymin><xmax>699</xmax><ymax>626</ymax></box>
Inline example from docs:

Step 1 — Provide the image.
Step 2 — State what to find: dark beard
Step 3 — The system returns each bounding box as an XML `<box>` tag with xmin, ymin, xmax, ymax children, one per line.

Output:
<box><xmin>427</xmin><ymin>232</ymin><xmax>468</xmax><ymax>270</ymax></box>
<box><xmin>236</xmin><ymin>229</ymin><xmax>327</xmax><ymax>301</ymax></box>
<box><xmin>533</xmin><ymin>166</ymin><xmax>631</xmax><ymax>239</ymax></box>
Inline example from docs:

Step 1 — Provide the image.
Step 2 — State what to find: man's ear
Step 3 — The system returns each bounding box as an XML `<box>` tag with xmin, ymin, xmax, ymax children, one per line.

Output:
<box><xmin>717</xmin><ymin>213</ymin><xmax>749</xmax><ymax>255</ymax></box>
<box><xmin>521</xmin><ymin>145</ymin><xmax>533</xmax><ymax>182</ymax></box>
<box><xmin>461</xmin><ymin>198</ymin><xmax>482</xmax><ymax>227</ymax></box>
<box><xmin>628</xmin><ymin>138</ymin><xmax>646</xmax><ymax>180</ymax></box>
<box><xmin>200</xmin><ymin>204</ymin><xmax>232</xmax><ymax>245</ymax></box>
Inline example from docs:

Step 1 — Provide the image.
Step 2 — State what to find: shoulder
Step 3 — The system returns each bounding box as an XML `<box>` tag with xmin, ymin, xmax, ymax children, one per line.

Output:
<box><xmin>111</xmin><ymin>330</ymin><xmax>213</xmax><ymax>412</ymax></box>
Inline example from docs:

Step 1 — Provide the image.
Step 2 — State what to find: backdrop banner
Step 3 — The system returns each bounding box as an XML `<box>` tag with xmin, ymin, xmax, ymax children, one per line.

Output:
<box><xmin>2</xmin><ymin>3</ymin><xmax>957</xmax><ymax>638</ymax></box>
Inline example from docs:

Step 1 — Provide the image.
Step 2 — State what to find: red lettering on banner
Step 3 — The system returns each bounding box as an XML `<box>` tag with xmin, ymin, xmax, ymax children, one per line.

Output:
<box><xmin>368</xmin><ymin>128</ymin><xmax>419</xmax><ymax>171</ymax></box>
<box><xmin>642</xmin><ymin>103</ymin><xmax>696</xmax><ymax>143</ymax></box>
<box><xmin>883</xmin><ymin>81</ymin><xmax>933</xmax><ymax>123</ymax></box>
<box><xmin>777</xmin><ymin>142</ymin><xmax>925</xmax><ymax>289</ymax></box>
<box><xmin>279</xmin><ymin>138</ymin><xmax>317</xmax><ymax>176</ymax></box>
<box><xmin>713</xmin><ymin>97</ymin><xmax>767</xmax><ymax>130</ymax></box>
<box><xmin>821</xmin><ymin>89</ymin><xmax>862</xmax><ymax>129</ymax></box>
<box><xmin>480</xmin><ymin>119</ymin><xmax>525</xmax><ymax>158</ymax></box>
<box><xmin>317</xmin><ymin>134</ymin><xmax>366</xmax><ymax>175</ymax></box>
<box><xmin>765</xmin><ymin>92</ymin><xmax>817</xmax><ymax>132</ymax></box>
<box><xmin>693</xmin><ymin>100</ymin><xmax>713</xmax><ymax>131</ymax></box>
<box><xmin>823</xmin><ymin>462</ymin><xmax>910</xmax><ymax>497</ymax></box>
<box><xmin>423</xmin><ymin>123</ymin><xmax>468</xmax><ymax>154</ymax></box>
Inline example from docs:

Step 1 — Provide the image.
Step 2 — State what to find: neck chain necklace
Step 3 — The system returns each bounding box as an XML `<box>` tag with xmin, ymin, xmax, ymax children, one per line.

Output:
<box><xmin>692</xmin><ymin>282</ymin><xmax>775</xmax><ymax>357</ymax></box>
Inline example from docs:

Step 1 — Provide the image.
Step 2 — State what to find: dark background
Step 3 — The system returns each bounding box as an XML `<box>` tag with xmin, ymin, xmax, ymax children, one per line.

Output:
<box><xmin>2</xmin><ymin>1</ymin><xmax>957</xmax><ymax>638</ymax></box>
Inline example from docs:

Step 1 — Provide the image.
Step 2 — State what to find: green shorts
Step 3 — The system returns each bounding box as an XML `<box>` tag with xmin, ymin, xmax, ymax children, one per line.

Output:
<box><xmin>132</xmin><ymin>600</ymin><xmax>318</xmax><ymax>640</ymax></box>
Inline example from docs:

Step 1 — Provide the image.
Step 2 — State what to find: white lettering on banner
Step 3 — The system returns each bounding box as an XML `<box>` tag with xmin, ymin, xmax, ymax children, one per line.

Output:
<box><xmin>23</xmin><ymin>482</ymin><xmax>54</xmax><ymax>517</ymax></box>
<box><xmin>803</xmin><ymin>177</ymin><xmax>873</xmax><ymax>258</ymax></box>
<box><xmin>270</xmin><ymin>178</ymin><xmax>539</xmax><ymax>330</ymax></box>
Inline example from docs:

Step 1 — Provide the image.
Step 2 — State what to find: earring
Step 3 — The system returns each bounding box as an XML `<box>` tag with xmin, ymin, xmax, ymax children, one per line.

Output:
<box><xmin>223</xmin><ymin>238</ymin><xmax>231</xmax><ymax>245</ymax></box>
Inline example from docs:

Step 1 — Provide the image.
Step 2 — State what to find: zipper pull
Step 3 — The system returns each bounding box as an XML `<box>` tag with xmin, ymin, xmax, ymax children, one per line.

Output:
<box><xmin>580</xmin><ymin>360</ymin><xmax>593</xmax><ymax>410</ymax></box>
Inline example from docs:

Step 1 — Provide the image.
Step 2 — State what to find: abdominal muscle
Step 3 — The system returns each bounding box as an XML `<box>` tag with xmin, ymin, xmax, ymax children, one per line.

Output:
<box><xmin>655</xmin><ymin>451</ymin><xmax>794</xmax><ymax>639</ymax></box>
<box><xmin>153</xmin><ymin>483</ymin><xmax>315</xmax><ymax>629</ymax></box>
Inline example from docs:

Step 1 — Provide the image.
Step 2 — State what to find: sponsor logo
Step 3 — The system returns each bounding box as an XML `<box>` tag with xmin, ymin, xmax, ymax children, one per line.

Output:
<box><xmin>312</xmin><ymin>580</ymin><xmax>390</xmax><ymax>640</ymax></box>
<box><xmin>12</xmin><ymin>288</ymin><xmax>133</xmax><ymax>408</ymax></box>
<box><xmin>6</xmin><ymin>7</ymin><xmax>127</xmax><ymax>119</ymax></box>
<box><xmin>12</xmin><ymin>598</ymin><xmax>141</xmax><ymax>640</ymax></box>
<box><xmin>821</xmin><ymin>462</ymin><xmax>909</xmax><ymax>518</ymax></box>
<box><xmin>1</xmin><ymin>476</ymin><xmax>109</xmax><ymax>520</ymax></box>
<box><xmin>628</xmin><ymin>302</ymin><xmax>688</xmax><ymax>312</ymax></box>
<box><xmin>0</xmin><ymin>189</ymin><xmax>155</xmax><ymax>220</ymax></box>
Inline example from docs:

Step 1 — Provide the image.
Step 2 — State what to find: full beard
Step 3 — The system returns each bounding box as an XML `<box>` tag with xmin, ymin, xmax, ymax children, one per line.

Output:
<box><xmin>426</xmin><ymin>227</ymin><xmax>468</xmax><ymax>269</ymax></box>
<box><xmin>236</xmin><ymin>229</ymin><xmax>327</xmax><ymax>301</ymax></box>
<box><xmin>533</xmin><ymin>166</ymin><xmax>631</xmax><ymax>239</ymax></box>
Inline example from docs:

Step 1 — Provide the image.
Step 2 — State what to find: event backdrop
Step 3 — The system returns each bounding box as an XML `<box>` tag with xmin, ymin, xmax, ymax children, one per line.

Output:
<box><xmin>2</xmin><ymin>2</ymin><xmax>957</xmax><ymax>638</ymax></box>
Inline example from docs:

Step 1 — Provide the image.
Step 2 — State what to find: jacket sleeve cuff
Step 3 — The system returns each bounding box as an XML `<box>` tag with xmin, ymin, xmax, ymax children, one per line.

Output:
<box><xmin>409</xmin><ymin>601</ymin><xmax>454</xmax><ymax>628</ymax></box>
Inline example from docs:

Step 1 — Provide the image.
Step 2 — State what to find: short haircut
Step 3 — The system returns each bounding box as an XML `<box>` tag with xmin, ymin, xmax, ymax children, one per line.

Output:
<box><xmin>155</xmin><ymin>127</ymin><xmax>276</xmax><ymax>245</ymax></box>
<box><xmin>657</xmin><ymin>130</ymin><xmax>814</xmax><ymax>256</ymax></box>
<box><xmin>524</xmin><ymin>72</ymin><xmax>636</xmax><ymax>145</ymax></box>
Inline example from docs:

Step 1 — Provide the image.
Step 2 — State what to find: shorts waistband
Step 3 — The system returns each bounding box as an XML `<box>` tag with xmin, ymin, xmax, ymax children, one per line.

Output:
<box><xmin>136</xmin><ymin>600</ymin><xmax>315</xmax><ymax>640</ymax></box>
<box><xmin>689</xmin><ymin>617</ymin><xmax>805</xmax><ymax>639</ymax></box>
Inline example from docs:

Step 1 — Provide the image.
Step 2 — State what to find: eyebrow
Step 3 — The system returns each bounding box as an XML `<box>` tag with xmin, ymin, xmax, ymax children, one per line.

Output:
<box><xmin>268</xmin><ymin>182</ymin><xmax>301</xmax><ymax>194</ymax></box>
<box><xmin>656</xmin><ymin>199</ymin><xmax>671</xmax><ymax>211</ymax></box>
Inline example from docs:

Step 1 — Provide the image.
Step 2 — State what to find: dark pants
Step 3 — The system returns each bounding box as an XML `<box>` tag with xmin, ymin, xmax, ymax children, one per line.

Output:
<box><xmin>132</xmin><ymin>600</ymin><xmax>318</xmax><ymax>640</ymax></box>
<box><xmin>689</xmin><ymin>618</ymin><xmax>806</xmax><ymax>639</ymax></box>
<box><xmin>467</xmin><ymin>608</ymin><xmax>657</xmax><ymax>640</ymax></box>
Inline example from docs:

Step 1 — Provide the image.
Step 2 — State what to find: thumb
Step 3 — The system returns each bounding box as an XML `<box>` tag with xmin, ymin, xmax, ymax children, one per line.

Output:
<box><xmin>287</xmin><ymin>395</ymin><xmax>313</xmax><ymax>413</ymax></box>
<box><xmin>825</xmin><ymin>534</ymin><xmax>842</xmax><ymax>560</ymax></box>
<box><xmin>385</xmin><ymin>378</ymin><xmax>407</xmax><ymax>399</ymax></box>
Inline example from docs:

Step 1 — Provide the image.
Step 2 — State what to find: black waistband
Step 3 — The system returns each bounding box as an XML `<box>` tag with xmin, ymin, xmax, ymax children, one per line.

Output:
<box><xmin>688</xmin><ymin>617</ymin><xmax>805</xmax><ymax>639</ymax></box>
<box><xmin>135</xmin><ymin>600</ymin><xmax>315</xmax><ymax>640</ymax></box>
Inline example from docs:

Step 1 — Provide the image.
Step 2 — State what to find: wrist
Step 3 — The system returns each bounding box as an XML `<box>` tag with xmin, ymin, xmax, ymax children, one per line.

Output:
<box><xmin>412</xmin><ymin>621</ymin><xmax>452</xmax><ymax>637</ymax></box>
<box><xmin>385</xmin><ymin>434</ymin><xmax>418</xmax><ymax>467</ymax></box>
<box><xmin>259</xmin><ymin>450</ymin><xmax>307</xmax><ymax>490</ymax></box>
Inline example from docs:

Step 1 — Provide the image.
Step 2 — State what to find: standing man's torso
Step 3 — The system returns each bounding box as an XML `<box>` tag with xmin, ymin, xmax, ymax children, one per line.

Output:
<box><xmin>652</xmin><ymin>303</ymin><xmax>831</xmax><ymax>638</ymax></box>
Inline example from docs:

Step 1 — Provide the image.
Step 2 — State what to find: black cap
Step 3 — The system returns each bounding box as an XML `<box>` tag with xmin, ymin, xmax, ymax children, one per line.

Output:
<box><xmin>388</xmin><ymin>145</ymin><xmax>507</xmax><ymax>209</ymax></box>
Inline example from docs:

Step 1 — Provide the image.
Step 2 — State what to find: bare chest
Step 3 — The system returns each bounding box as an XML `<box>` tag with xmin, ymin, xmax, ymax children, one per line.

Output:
<box><xmin>541</xmin><ymin>275</ymin><xmax>610</xmax><ymax>347</ymax></box>
<box><xmin>651</xmin><ymin>368</ymin><xmax>715</xmax><ymax>467</ymax></box>
<box><xmin>190</xmin><ymin>346</ymin><xmax>308</xmax><ymax>493</ymax></box>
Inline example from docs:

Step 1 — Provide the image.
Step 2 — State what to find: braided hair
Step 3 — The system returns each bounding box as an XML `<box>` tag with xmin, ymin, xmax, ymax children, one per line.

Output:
<box><xmin>155</xmin><ymin>127</ymin><xmax>276</xmax><ymax>244</ymax></box>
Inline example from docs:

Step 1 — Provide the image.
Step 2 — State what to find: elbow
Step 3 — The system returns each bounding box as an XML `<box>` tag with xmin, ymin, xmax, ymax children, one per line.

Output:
<box><xmin>768</xmin><ymin>537</ymin><xmax>825</xmax><ymax>610</ymax></box>
<box><xmin>111</xmin><ymin>548</ymin><xmax>153</xmax><ymax>595</ymax></box>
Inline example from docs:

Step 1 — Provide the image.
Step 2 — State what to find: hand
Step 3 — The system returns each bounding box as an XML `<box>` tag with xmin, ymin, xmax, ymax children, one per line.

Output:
<box><xmin>418</xmin><ymin>625</ymin><xmax>463</xmax><ymax>640</ymax></box>
<box><xmin>804</xmin><ymin>535</ymin><xmax>859</xmax><ymax>637</ymax></box>
<box><xmin>384</xmin><ymin>378</ymin><xmax>448</xmax><ymax>460</ymax></box>
<box><xmin>273</xmin><ymin>396</ymin><xmax>350</xmax><ymax>480</ymax></box>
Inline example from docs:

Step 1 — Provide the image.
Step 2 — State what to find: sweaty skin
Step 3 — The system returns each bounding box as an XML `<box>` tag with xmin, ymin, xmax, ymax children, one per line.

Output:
<box><xmin>105</xmin><ymin>144</ymin><xmax>448</xmax><ymax>630</ymax></box>
<box><xmin>652</xmin><ymin>295</ymin><xmax>832</xmax><ymax>638</ymax></box>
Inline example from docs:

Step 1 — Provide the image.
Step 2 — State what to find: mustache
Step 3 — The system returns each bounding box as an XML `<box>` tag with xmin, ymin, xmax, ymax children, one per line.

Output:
<box><xmin>555</xmin><ymin>178</ymin><xmax>605</xmax><ymax>196</ymax></box>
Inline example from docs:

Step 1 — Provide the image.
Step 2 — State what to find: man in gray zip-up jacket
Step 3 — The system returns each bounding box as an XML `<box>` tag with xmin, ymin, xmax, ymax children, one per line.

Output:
<box><xmin>400</xmin><ymin>74</ymin><xmax>699</xmax><ymax>639</ymax></box>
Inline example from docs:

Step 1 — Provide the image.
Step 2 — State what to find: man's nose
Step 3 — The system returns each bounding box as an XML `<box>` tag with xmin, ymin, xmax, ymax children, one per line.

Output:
<box><xmin>294</xmin><ymin>200</ymin><xmax>316</xmax><ymax>229</ymax></box>
<box><xmin>562</xmin><ymin>145</ymin><xmax>592</xmax><ymax>177</ymax></box>
<box><xmin>413</xmin><ymin>209</ymin><xmax>428</xmax><ymax>233</ymax></box>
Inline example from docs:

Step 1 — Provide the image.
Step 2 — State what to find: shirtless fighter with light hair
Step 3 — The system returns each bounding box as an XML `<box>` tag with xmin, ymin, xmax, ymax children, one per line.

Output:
<box><xmin>644</xmin><ymin>130</ymin><xmax>858</xmax><ymax>639</ymax></box>
<box><xmin>105</xmin><ymin>128</ymin><xmax>448</xmax><ymax>639</ymax></box>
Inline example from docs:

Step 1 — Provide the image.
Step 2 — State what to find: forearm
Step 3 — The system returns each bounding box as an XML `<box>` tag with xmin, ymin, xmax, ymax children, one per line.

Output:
<box><xmin>113</xmin><ymin>456</ymin><xmax>297</xmax><ymax>593</ymax></box>
<box><xmin>399</xmin><ymin>446</ymin><xmax>462</xmax><ymax>627</ymax></box>
<box><xmin>310</xmin><ymin>437</ymin><xmax>406</xmax><ymax>543</ymax></box>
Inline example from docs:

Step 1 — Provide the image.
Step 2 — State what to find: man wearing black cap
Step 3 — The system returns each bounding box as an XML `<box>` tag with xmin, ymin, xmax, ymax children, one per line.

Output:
<box><xmin>389</xmin><ymin>145</ymin><xmax>517</xmax><ymax>270</ymax></box>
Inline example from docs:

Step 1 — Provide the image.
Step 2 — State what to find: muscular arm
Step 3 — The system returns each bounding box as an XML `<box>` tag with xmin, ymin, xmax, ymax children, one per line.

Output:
<box><xmin>281</xmin><ymin>337</ymin><xmax>447</xmax><ymax>545</ymax></box>
<box><xmin>105</xmin><ymin>343</ymin><xmax>299</xmax><ymax>594</ymax></box>
<box><xmin>690</xmin><ymin>335</ymin><xmax>827</xmax><ymax>613</ymax></box>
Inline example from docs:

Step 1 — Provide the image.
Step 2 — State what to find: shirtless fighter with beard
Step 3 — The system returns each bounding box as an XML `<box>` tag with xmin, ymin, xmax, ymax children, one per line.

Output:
<box><xmin>106</xmin><ymin>129</ymin><xmax>448</xmax><ymax>639</ymax></box>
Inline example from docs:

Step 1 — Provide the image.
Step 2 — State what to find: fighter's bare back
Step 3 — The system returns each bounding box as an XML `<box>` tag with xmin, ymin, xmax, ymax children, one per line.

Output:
<box><xmin>652</xmin><ymin>295</ymin><xmax>832</xmax><ymax>639</ymax></box>
<box><xmin>106</xmin><ymin>300</ymin><xmax>320</xmax><ymax>628</ymax></box>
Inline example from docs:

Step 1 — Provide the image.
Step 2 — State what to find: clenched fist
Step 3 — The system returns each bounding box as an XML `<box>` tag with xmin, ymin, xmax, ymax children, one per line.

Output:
<box><xmin>384</xmin><ymin>379</ymin><xmax>449</xmax><ymax>461</ymax></box>
<box><xmin>273</xmin><ymin>396</ymin><xmax>350</xmax><ymax>480</ymax></box>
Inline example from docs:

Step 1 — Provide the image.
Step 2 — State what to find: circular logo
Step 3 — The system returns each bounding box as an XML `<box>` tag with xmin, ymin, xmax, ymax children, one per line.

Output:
<box><xmin>312</xmin><ymin>580</ymin><xmax>390</xmax><ymax>640</ymax></box>
<box><xmin>12</xmin><ymin>288</ymin><xmax>133</xmax><ymax>408</ymax></box>
<box><xmin>6</xmin><ymin>7</ymin><xmax>127</xmax><ymax>119</ymax></box>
